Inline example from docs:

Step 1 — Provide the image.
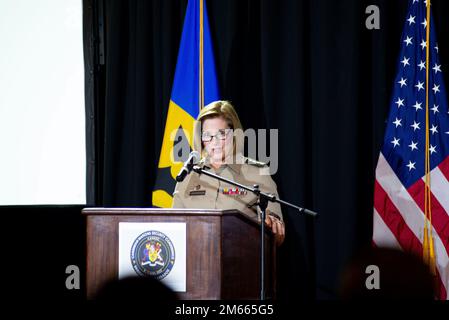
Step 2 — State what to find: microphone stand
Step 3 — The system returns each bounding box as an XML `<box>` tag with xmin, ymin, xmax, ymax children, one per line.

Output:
<box><xmin>191</xmin><ymin>165</ymin><xmax>317</xmax><ymax>300</ymax></box>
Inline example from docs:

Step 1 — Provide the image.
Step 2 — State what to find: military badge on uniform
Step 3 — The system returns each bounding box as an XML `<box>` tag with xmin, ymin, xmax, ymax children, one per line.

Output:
<box><xmin>220</xmin><ymin>187</ymin><xmax>247</xmax><ymax>195</ymax></box>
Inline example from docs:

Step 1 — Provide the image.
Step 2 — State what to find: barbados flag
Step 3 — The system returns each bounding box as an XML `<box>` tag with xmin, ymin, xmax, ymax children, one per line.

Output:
<box><xmin>152</xmin><ymin>0</ymin><xmax>220</xmax><ymax>207</ymax></box>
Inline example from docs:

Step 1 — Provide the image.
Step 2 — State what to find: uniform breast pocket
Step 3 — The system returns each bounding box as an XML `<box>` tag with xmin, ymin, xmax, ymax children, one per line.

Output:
<box><xmin>184</xmin><ymin>186</ymin><xmax>215</xmax><ymax>209</ymax></box>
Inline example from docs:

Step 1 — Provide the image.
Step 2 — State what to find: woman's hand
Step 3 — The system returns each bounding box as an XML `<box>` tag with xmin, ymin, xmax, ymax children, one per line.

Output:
<box><xmin>265</xmin><ymin>213</ymin><xmax>285</xmax><ymax>246</ymax></box>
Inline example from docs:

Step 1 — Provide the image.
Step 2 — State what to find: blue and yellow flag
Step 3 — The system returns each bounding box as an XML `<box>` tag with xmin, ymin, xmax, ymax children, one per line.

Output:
<box><xmin>152</xmin><ymin>0</ymin><xmax>220</xmax><ymax>207</ymax></box>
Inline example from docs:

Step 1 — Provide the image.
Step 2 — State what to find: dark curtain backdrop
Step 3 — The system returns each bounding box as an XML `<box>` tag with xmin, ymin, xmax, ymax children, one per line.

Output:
<box><xmin>83</xmin><ymin>0</ymin><xmax>449</xmax><ymax>300</ymax></box>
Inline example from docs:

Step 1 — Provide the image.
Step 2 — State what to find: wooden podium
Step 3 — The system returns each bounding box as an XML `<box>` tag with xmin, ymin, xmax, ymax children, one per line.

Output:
<box><xmin>82</xmin><ymin>208</ymin><xmax>276</xmax><ymax>299</ymax></box>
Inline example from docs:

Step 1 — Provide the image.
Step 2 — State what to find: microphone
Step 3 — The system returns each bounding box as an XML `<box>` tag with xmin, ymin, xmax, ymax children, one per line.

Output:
<box><xmin>176</xmin><ymin>151</ymin><xmax>200</xmax><ymax>182</ymax></box>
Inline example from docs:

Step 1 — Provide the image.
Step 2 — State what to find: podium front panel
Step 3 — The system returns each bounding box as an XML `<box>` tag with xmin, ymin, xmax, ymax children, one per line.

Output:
<box><xmin>83</xmin><ymin>208</ymin><xmax>275</xmax><ymax>299</ymax></box>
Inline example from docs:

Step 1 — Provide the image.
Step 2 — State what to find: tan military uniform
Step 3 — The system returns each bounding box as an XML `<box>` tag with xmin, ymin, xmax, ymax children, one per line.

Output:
<box><xmin>172</xmin><ymin>155</ymin><xmax>282</xmax><ymax>221</ymax></box>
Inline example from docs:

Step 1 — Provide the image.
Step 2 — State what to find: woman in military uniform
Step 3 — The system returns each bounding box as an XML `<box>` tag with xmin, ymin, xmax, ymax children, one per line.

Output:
<box><xmin>172</xmin><ymin>100</ymin><xmax>285</xmax><ymax>245</ymax></box>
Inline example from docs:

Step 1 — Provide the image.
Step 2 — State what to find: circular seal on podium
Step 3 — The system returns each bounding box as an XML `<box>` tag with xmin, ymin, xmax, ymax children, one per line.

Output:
<box><xmin>130</xmin><ymin>230</ymin><xmax>175</xmax><ymax>279</ymax></box>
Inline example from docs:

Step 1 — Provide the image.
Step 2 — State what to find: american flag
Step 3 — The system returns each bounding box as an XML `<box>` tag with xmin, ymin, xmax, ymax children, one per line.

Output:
<box><xmin>373</xmin><ymin>0</ymin><xmax>449</xmax><ymax>299</ymax></box>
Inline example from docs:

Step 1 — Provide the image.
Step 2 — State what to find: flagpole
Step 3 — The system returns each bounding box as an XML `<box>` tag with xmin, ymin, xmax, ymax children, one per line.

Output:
<box><xmin>423</xmin><ymin>0</ymin><xmax>436</xmax><ymax>275</ymax></box>
<box><xmin>199</xmin><ymin>0</ymin><xmax>204</xmax><ymax>112</ymax></box>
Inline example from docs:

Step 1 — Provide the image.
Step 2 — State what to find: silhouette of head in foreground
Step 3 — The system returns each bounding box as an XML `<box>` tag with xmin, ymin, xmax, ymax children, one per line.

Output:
<box><xmin>95</xmin><ymin>276</ymin><xmax>178</xmax><ymax>301</ymax></box>
<box><xmin>339</xmin><ymin>247</ymin><xmax>435</xmax><ymax>300</ymax></box>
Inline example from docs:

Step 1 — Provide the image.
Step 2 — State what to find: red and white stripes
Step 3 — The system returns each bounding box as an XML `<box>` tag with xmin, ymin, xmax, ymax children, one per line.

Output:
<box><xmin>373</xmin><ymin>153</ymin><xmax>449</xmax><ymax>299</ymax></box>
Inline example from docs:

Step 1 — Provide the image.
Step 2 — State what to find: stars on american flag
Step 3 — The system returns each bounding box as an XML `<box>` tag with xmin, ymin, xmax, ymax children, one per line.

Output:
<box><xmin>433</xmin><ymin>63</ymin><xmax>442</xmax><ymax>74</ymax></box>
<box><xmin>418</xmin><ymin>60</ymin><xmax>426</xmax><ymax>70</ymax></box>
<box><xmin>393</xmin><ymin>117</ymin><xmax>403</xmax><ymax>128</ymax></box>
<box><xmin>420</xmin><ymin>39</ymin><xmax>427</xmax><ymax>50</ymax></box>
<box><xmin>395</xmin><ymin>97</ymin><xmax>405</xmax><ymax>108</ymax></box>
<box><xmin>415</xmin><ymin>81</ymin><xmax>424</xmax><ymax>91</ymax></box>
<box><xmin>406</xmin><ymin>160</ymin><xmax>416</xmax><ymax>171</ymax></box>
<box><xmin>433</xmin><ymin>84</ymin><xmax>440</xmax><ymax>94</ymax></box>
<box><xmin>382</xmin><ymin>0</ymin><xmax>449</xmax><ymax>184</ymax></box>
<box><xmin>431</xmin><ymin>105</ymin><xmax>439</xmax><ymax>114</ymax></box>
<box><xmin>412</xmin><ymin>101</ymin><xmax>423</xmax><ymax>111</ymax></box>
<box><xmin>429</xmin><ymin>144</ymin><xmax>437</xmax><ymax>154</ymax></box>
<box><xmin>408</xmin><ymin>141</ymin><xmax>418</xmax><ymax>151</ymax></box>
<box><xmin>421</xmin><ymin>19</ymin><xmax>427</xmax><ymax>29</ymax></box>
<box><xmin>404</xmin><ymin>36</ymin><xmax>413</xmax><ymax>46</ymax></box>
<box><xmin>411</xmin><ymin>121</ymin><xmax>421</xmax><ymax>131</ymax></box>
<box><xmin>391</xmin><ymin>137</ymin><xmax>400</xmax><ymax>148</ymax></box>
<box><xmin>401</xmin><ymin>56</ymin><xmax>410</xmax><ymax>67</ymax></box>
<box><xmin>430</xmin><ymin>124</ymin><xmax>438</xmax><ymax>135</ymax></box>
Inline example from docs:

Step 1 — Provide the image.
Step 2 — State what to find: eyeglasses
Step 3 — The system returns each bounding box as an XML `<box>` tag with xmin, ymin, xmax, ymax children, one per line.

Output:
<box><xmin>201</xmin><ymin>129</ymin><xmax>232</xmax><ymax>142</ymax></box>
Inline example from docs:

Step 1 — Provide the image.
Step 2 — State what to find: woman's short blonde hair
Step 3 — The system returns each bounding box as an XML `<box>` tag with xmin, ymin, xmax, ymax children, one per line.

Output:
<box><xmin>193</xmin><ymin>100</ymin><xmax>244</xmax><ymax>158</ymax></box>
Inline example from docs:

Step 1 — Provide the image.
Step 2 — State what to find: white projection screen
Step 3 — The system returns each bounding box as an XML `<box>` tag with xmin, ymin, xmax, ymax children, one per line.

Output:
<box><xmin>0</xmin><ymin>0</ymin><xmax>86</xmax><ymax>205</ymax></box>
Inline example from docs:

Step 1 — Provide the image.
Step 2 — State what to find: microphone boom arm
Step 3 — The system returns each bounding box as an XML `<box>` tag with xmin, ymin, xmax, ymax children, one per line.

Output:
<box><xmin>191</xmin><ymin>165</ymin><xmax>317</xmax><ymax>216</ymax></box>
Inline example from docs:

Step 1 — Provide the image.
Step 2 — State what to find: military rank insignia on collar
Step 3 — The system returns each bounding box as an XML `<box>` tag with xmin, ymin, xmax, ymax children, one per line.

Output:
<box><xmin>220</xmin><ymin>187</ymin><xmax>247</xmax><ymax>195</ymax></box>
